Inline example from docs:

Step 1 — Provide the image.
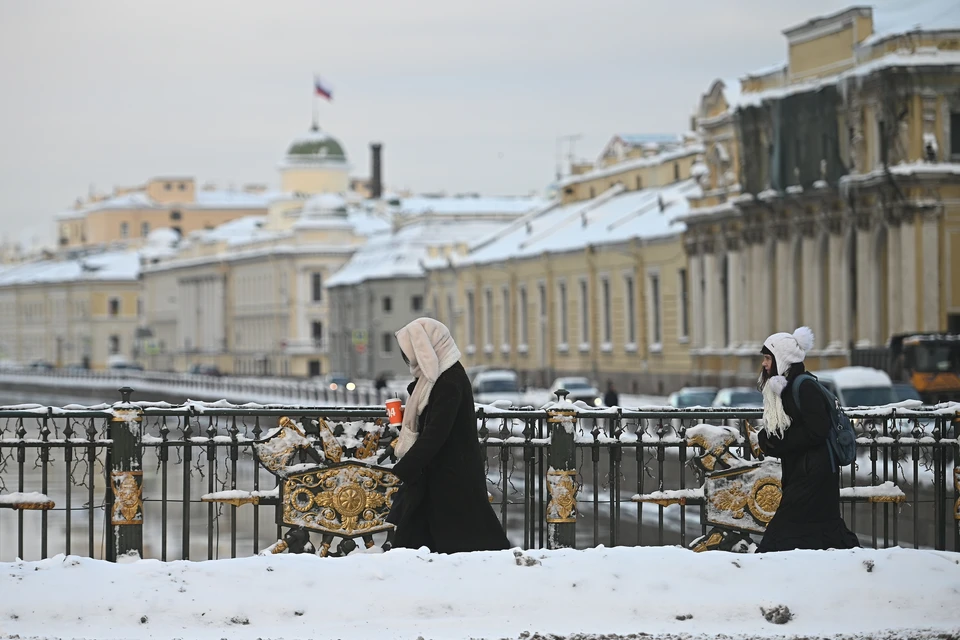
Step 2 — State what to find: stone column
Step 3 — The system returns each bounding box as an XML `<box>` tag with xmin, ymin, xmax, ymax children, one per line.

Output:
<box><xmin>921</xmin><ymin>209</ymin><xmax>942</xmax><ymax>331</ymax></box>
<box><xmin>686</xmin><ymin>240</ymin><xmax>704</xmax><ymax>349</ymax></box>
<box><xmin>775</xmin><ymin>225</ymin><xmax>794</xmax><ymax>332</ymax></box>
<box><xmin>703</xmin><ymin>250</ymin><xmax>719</xmax><ymax>348</ymax></box>
<box><xmin>886</xmin><ymin>218</ymin><xmax>903</xmax><ymax>337</ymax></box>
<box><xmin>725</xmin><ymin>238</ymin><xmax>742</xmax><ymax>348</ymax></box>
<box><xmin>827</xmin><ymin>222</ymin><xmax>850</xmax><ymax>350</ymax></box>
<box><xmin>900</xmin><ymin>216</ymin><xmax>918</xmax><ymax>332</ymax></box>
<box><xmin>855</xmin><ymin>224</ymin><xmax>874</xmax><ymax>346</ymax></box>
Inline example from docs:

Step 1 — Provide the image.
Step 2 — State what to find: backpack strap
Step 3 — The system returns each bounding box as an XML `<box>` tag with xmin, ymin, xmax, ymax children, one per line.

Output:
<box><xmin>790</xmin><ymin>372</ymin><xmax>816</xmax><ymax>409</ymax></box>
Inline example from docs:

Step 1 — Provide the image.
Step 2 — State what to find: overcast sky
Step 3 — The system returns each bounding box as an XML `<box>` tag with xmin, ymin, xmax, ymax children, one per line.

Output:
<box><xmin>0</xmin><ymin>0</ymin><xmax>923</xmax><ymax>248</ymax></box>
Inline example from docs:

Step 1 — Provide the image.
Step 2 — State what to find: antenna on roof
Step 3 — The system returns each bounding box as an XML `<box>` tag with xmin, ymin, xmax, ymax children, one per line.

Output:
<box><xmin>555</xmin><ymin>134</ymin><xmax>583</xmax><ymax>180</ymax></box>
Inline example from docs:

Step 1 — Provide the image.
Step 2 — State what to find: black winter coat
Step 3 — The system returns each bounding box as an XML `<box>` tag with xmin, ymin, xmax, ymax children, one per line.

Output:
<box><xmin>387</xmin><ymin>362</ymin><xmax>511</xmax><ymax>553</ymax></box>
<box><xmin>757</xmin><ymin>372</ymin><xmax>860</xmax><ymax>552</ymax></box>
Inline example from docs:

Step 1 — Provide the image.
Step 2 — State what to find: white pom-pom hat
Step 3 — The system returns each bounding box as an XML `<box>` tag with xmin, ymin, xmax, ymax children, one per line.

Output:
<box><xmin>762</xmin><ymin>327</ymin><xmax>815</xmax><ymax>376</ymax></box>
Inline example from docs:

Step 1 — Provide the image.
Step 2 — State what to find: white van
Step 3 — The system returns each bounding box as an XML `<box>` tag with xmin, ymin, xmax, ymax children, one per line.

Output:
<box><xmin>810</xmin><ymin>367</ymin><xmax>897</xmax><ymax>408</ymax></box>
<box><xmin>472</xmin><ymin>369</ymin><xmax>525</xmax><ymax>406</ymax></box>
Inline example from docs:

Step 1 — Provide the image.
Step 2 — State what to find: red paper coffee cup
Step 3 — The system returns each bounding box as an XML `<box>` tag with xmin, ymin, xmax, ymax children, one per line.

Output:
<box><xmin>385</xmin><ymin>398</ymin><xmax>403</xmax><ymax>427</ymax></box>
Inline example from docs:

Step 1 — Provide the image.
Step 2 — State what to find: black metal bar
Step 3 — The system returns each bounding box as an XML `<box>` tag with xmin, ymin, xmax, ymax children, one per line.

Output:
<box><xmin>17</xmin><ymin>419</ymin><xmax>25</xmax><ymax>561</ymax></box>
<box><xmin>40</xmin><ymin>413</ymin><xmax>50</xmax><ymax>559</ymax></box>
<box><xmin>181</xmin><ymin>416</ymin><xmax>192</xmax><ymax>561</ymax></box>
<box><xmin>64</xmin><ymin>417</ymin><xmax>74</xmax><ymax>557</ymax></box>
<box><xmin>160</xmin><ymin>416</ymin><xmax>170</xmax><ymax>562</ymax></box>
<box><xmin>86</xmin><ymin>418</ymin><xmax>97</xmax><ymax>558</ymax></box>
<box><xmin>252</xmin><ymin>416</ymin><xmax>262</xmax><ymax>555</ymax></box>
<box><xmin>230</xmin><ymin>415</ymin><xmax>239</xmax><ymax>559</ymax></box>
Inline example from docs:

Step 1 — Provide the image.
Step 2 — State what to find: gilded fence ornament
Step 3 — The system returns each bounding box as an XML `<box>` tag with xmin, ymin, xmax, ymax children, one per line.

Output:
<box><xmin>281</xmin><ymin>462</ymin><xmax>399</xmax><ymax>537</ymax></box>
<box><xmin>111</xmin><ymin>471</ymin><xmax>143</xmax><ymax>525</ymax></box>
<box><xmin>546</xmin><ymin>469</ymin><xmax>578</xmax><ymax>523</ymax></box>
<box><xmin>254</xmin><ymin>417</ymin><xmax>311</xmax><ymax>473</ymax></box>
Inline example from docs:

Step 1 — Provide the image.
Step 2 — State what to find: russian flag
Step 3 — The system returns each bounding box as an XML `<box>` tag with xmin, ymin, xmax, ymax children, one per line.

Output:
<box><xmin>314</xmin><ymin>76</ymin><xmax>333</xmax><ymax>101</ymax></box>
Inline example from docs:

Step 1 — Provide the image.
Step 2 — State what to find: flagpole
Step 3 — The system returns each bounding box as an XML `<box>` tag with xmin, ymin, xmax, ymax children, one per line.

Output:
<box><xmin>311</xmin><ymin>78</ymin><xmax>319</xmax><ymax>131</ymax></box>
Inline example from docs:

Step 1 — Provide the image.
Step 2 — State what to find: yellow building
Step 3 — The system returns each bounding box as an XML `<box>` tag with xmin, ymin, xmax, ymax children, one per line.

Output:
<box><xmin>682</xmin><ymin>4</ymin><xmax>960</xmax><ymax>386</ymax></box>
<box><xmin>56</xmin><ymin>177</ymin><xmax>275</xmax><ymax>250</ymax></box>
<box><xmin>427</xmin><ymin>139</ymin><xmax>704</xmax><ymax>394</ymax></box>
<box><xmin>0</xmin><ymin>251</ymin><xmax>141</xmax><ymax>369</ymax></box>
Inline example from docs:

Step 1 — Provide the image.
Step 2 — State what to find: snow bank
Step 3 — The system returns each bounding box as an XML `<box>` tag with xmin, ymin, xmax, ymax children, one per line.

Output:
<box><xmin>0</xmin><ymin>546</ymin><xmax>957</xmax><ymax>639</ymax></box>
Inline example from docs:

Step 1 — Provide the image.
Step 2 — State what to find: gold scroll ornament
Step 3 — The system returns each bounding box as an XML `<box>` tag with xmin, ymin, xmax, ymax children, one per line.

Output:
<box><xmin>546</xmin><ymin>469</ymin><xmax>578</xmax><ymax>523</ymax></box>
<box><xmin>111</xmin><ymin>471</ymin><xmax>143</xmax><ymax>525</ymax></box>
<box><xmin>282</xmin><ymin>463</ymin><xmax>399</xmax><ymax>537</ymax></box>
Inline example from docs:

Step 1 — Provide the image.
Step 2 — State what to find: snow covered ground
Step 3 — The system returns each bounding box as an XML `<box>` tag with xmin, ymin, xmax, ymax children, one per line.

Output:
<box><xmin>1</xmin><ymin>546</ymin><xmax>957</xmax><ymax>640</ymax></box>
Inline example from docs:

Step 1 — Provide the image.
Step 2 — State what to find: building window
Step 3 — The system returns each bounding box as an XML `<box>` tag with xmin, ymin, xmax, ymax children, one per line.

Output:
<box><xmin>951</xmin><ymin>112</ymin><xmax>960</xmax><ymax>161</ymax></box>
<box><xmin>624</xmin><ymin>274</ymin><xmax>636</xmax><ymax>345</ymax></box>
<box><xmin>411</xmin><ymin>295</ymin><xmax>423</xmax><ymax>312</ymax></box>
<box><xmin>140</xmin><ymin>222</ymin><xmax>150</xmax><ymax>237</ymax></box>
<box><xmin>678</xmin><ymin>268</ymin><xmax>689</xmax><ymax>340</ymax></box>
<box><xmin>136</xmin><ymin>298</ymin><xmax>142</xmax><ymax>317</ymax></box>
<box><xmin>109</xmin><ymin>298</ymin><xmax>120</xmax><ymax>317</ymax></box>
<box><xmin>518</xmin><ymin>286</ymin><xmax>528</xmax><ymax>346</ymax></box>
<box><xmin>170</xmin><ymin>210</ymin><xmax>182</xmax><ymax>221</ymax></box>
<box><xmin>466</xmin><ymin>291</ymin><xmax>476</xmax><ymax>349</ymax></box>
<box><xmin>172</xmin><ymin>226</ymin><xmax>182</xmax><ymax>237</ymax></box>
<box><xmin>601</xmin><ymin>277</ymin><xmax>611</xmax><ymax>345</ymax></box>
<box><xmin>382</xmin><ymin>333</ymin><xmax>393</xmax><ymax>353</ymax></box>
<box><xmin>579</xmin><ymin>279</ymin><xmax>589</xmax><ymax>345</ymax></box>
<box><xmin>311</xmin><ymin>321</ymin><xmax>323</xmax><ymax>345</ymax></box>
<box><xmin>589</xmin><ymin>186</ymin><xmax>595</xmax><ymax>198</ymax></box>
<box><xmin>311</xmin><ymin>272</ymin><xmax>323</xmax><ymax>302</ymax></box>
<box><xmin>120</xmin><ymin>222</ymin><xmax>129</xmax><ymax>239</ymax></box>
<box><xmin>649</xmin><ymin>273</ymin><xmax>662</xmax><ymax>346</ymax></box>
<box><xmin>382</xmin><ymin>296</ymin><xmax>392</xmax><ymax>313</ymax></box>
<box><xmin>179</xmin><ymin>182</ymin><xmax>187</xmax><ymax>191</ymax></box>
<box><xmin>431</xmin><ymin>295</ymin><xmax>438</xmax><ymax>319</ymax></box>
<box><xmin>164</xmin><ymin>183</ymin><xmax>172</xmax><ymax>191</ymax></box>
<box><xmin>447</xmin><ymin>294</ymin><xmax>456</xmax><ymax>332</ymax></box>
<box><xmin>500</xmin><ymin>286</ymin><xmax>510</xmax><ymax>351</ymax></box>
<box><xmin>635</xmin><ymin>175</ymin><xmax>642</xmax><ymax>190</ymax></box>
<box><xmin>483</xmin><ymin>288</ymin><xmax>493</xmax><ymax>352</ymax></box>
<box><xmin>558</xmin><ymin>282</ymin><xmax>568</xmax><ymax>345</ymax></box>
<box><xmin>109</xmin><ymin>335</ymin><xmax>120</xmax><ymax>355</ymax></box>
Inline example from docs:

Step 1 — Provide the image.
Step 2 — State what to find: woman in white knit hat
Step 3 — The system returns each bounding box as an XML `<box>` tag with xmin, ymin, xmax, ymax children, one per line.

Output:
<box><xmin>756</xmin><ymin>326</ymin><xmax>859</xmax><ymax>552</ymax></box>
<box><xmin>385</xmin><ymin>317</ymin><xmax>510</xmax><ymax>553</ymax></box>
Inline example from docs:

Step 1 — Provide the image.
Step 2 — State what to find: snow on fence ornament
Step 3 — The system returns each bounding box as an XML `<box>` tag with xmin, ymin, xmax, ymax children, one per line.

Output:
<box><xmin>203</xmin><ymin>415</ymin><xmax>400</xmax><ymax>557</ymax></box>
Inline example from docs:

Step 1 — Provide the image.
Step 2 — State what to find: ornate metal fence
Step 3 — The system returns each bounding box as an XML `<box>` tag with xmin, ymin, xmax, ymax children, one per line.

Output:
<box><xmin>1</xmin><ymin>388</ymin><xmax>957</xmax><ymax>561</ymax></box>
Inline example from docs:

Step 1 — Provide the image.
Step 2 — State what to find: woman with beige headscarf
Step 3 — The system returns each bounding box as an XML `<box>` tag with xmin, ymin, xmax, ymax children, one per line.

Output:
<box><xmin>386</xmin><ymin>317</ymin><xmax>510</xmax><ymax>553</ymax></box>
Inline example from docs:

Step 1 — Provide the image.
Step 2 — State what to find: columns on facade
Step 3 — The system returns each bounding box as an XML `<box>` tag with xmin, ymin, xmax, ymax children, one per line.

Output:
<box><xmin>920</xmin><ymin>208</ymin><xmax>942</xmax><ymax>331</ymax></box>
<box><xmin>725</xmin><ymin>233</ymin><xmax>742</xmax><ymax>348</ymax></box>
<box><xmin>685</xmin><ymin>236</ymin><xmax>704</xmax><ymax>349</ymax></box>
<box><xmin>827</xmin><ymin>217</ymin><xmax>851</xmax><ymax>350</ymax></box>
<box><xmin>799</xmin><ymin>211</ymin><xmax>827</xmax><ymax>345</ymax></box>
<box><xmin>773</xmin><ymin>215</ymin><xmax>795</xmax><ymax>333</ymax></box>
<box><xmin>702</xmin><ymin>245</ymin><xmax>721</xmax><ymax>349</ymax></box>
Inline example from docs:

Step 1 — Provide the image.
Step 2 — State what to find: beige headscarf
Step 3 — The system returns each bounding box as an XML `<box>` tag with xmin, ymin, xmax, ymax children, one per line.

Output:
<box><xmin>393</xmin><ymin>317</ymin><xmax>462</xmax><ymax>457</ymax></box>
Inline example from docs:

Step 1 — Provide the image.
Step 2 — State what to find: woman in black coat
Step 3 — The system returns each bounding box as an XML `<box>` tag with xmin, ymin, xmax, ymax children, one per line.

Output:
<box><xmin>756</xmin><ymin>327</ymin><xmax>859</xmax><ymax>552</ymax></box>
<box><xmin>386</xmin><ymin>317</ymin><xmax>510</xmax><ymax>553</ymax></box>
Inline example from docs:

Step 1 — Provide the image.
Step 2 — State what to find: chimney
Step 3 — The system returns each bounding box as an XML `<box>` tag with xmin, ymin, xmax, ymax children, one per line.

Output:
<box><xmin>370</xmin><ymin>142</ymin><xmax>383</xmax><ymax>199</ymax></box>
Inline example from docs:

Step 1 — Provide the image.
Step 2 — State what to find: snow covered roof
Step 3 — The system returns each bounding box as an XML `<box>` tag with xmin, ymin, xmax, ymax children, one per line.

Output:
<box><xmin>389</xmin><ymin>195</ymin><xmax>546</xmax><ymax>218</ymax></box>
<box><xmin>325</xmin><ymin>219</ymin><xmax>511</xmax><ymax>288</ymax></box>
<box><xmin>614</xmin><ymin>134</ymin><xmax>683</xmax><ymax>147</ymax></box>
<box><xmin>55</xmin><ymin>189</ymin><xmax>275</xmax><ymax>221</ymax></box>
<box><xmin>185</xmin><ymin>215</ymin><xmax>273</xmax><ymax>247</ymax></box>
<box><xmin>557</xmin><ymin>145</ymin><xmax>704</xmax><ymax>189</ymax></box>
<box><xmin>458</xmin><ymin>179</ymin><xmax>698</xmax><ymax>267</ymax></box>
<box><xmin>736</xmin><ymin>48</ymin><xmax>960</xmax><ymax>108</ymax></box>
<box><xmin>864</xmin><ymin>0</ymin><xmax>960</xmax><ymax>45</ymax></box>
<box><xmin>0</xmin><ymin>250</ymin><xmax>140</xmax><ymax>286</ymax></box>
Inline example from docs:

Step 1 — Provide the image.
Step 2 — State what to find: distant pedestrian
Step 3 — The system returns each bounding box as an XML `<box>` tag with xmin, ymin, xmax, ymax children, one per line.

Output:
<box><xmin>386</xmin><ymin>317</ymin><xmax>510</xmax><ymax>553</ymax></box>
<box><xmin>603</xmin><ymin>380</ymin><xmax>619</xmax><ymax>407</ymax></box>
<box><xmin>756</xmin><ymin>326</ymin><xmax>859</xmax><ymax>552</ymax></box>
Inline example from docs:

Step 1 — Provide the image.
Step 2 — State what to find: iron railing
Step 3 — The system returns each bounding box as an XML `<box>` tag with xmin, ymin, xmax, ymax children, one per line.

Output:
<box><xmin>0</xmin><ymin>389</ymin><xmax>957</xmax><ymax>561</ymax></box>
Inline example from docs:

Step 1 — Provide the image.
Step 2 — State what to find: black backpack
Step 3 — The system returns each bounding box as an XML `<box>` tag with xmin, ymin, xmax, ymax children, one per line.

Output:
<box><xmin>790</xmin><ymin>373</ymin><xmax>857</xmax><ymax>472</ymax></box>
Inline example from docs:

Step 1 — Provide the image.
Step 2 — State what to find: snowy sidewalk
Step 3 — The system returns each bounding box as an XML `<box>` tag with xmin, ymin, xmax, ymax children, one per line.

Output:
<box><xmin>0</xmin><ymin>546</ymin><xmax>957</xmax><ymax>640</ymax></box>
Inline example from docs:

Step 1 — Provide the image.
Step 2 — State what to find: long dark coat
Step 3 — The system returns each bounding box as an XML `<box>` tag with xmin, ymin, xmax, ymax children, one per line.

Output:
<box><xmin>386</xmin><ymin>361</ymin><xmax>510</xmax><ymax>553</ymax></box>
<box><xmin>757</xmin><ymin>370</ymin><xmax>860</xmax><ymax>552</ymax></box>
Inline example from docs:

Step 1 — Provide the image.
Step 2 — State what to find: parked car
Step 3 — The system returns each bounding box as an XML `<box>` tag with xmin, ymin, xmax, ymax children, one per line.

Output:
<box><xmin>812</xmin><ymin>367</ymin><xmax>897</xmax><ymax>407</ymax></box>
<box><xmin>322</xmin><ymin>372</ymin><xmax>355</xmax><ymax>391</ymax></box>
<box><xmin>548</xmin><ymin>376</ymin><xmax>602</xmax><ymax>406</ymax></box>
<box><xmin>891</xmin><ymin>383</ymin><xmax>922</xmax><ymax>403</ymax></box>
<box><xmin>667</xmin><ymin>387</ymin><xmax>718</xmax><ymax>408</ymax></box>
<box><xmin>472</xmin><ymin>369</ymin><xmax>524</xmax><ymax>406</ymax></box>
<box><xmin>188</xmin><ymin>364</ymin><xmax>222</xmax><ymax>377</ymax></box>
<box><xmin>712</xmin><ymin>387</ymin><xmax>763</xmax><ymax>408</ymax></box>
<box><xmin>28</xmin><ymin>360</ymin><xmax>54</xmax><ymax>371</ymax></box>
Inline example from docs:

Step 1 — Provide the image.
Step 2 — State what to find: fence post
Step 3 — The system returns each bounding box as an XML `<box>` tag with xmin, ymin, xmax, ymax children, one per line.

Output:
<box><xmin>546</xmin><ymin>390</ymin><xmax>577</xmax><ymax>549</ymax></box>
<box><xmin>105</xmin><ymin>386</ymin><xmax>144</xmax><ymax>561</ymax></box>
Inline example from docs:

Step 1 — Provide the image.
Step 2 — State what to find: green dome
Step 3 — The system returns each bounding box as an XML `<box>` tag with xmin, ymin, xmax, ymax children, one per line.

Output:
<box><xmin>286</xmin><ymin>129</ymin><xmax>347</xmax><ymax>161</ymax></box>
